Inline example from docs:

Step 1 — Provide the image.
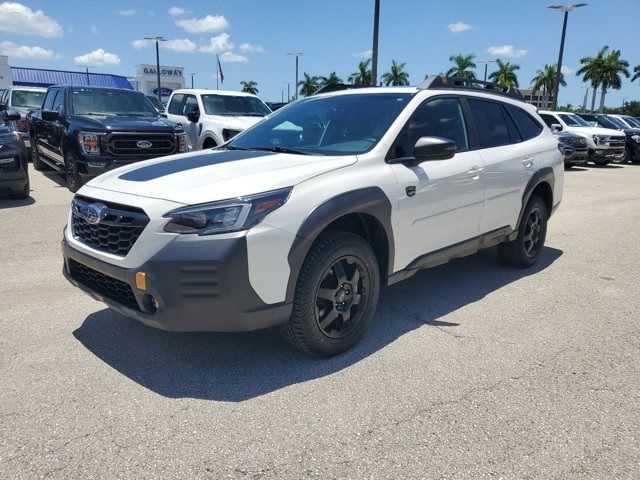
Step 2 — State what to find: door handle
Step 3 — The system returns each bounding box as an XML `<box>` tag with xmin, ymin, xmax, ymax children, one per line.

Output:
<box><xmin>522</xmin><ymin>157</ymin><xmax>534</xmax><ymax>168</ymax></box>
<box><xmin>468</xmin><ymin>166</ymin><xmax>484</xmax><ymax>178</ymax></box>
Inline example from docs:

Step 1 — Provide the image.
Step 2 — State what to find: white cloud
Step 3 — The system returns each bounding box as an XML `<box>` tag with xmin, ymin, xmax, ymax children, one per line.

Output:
<box><xmin>561</xmin><ymin>65</ymin><xmax>575</xmax><ymax>74</ymax></box>
<box><xmin>74</xmin><ymin>48</ymin><xmax>120</xmax><ymax>67</ymax></box>
<box><xmin>355</xmin><ymin>49</ymin><xmax>372</xmax><ymax>58</ymax></box>
<box><xmin>199</xmin><ymin>33</ymin><xmax>234</xmax><ymax>53</ymax></box>
<box><xmin>176</xmin><ymin>14</ymin><xmax>229</xmax><ymax>33</ymax></box>
<box><xmin>90</xmin><ymin>25</ymin><xmax>98</xmax><ymax>34</ymax></box>
<box><xmin>239</xmin><ymin>43</ymin><xmax>265</xmax><ymax>53</ymax></box>
<box><xmin>486</xmin><ymin>45</ymin><xmax>528</xmax><ymax>58</ymax></box>
<box><xmin>220</xmin><ymin>52</ymin><xmax>248</xmax><ymax>63</ymax></box>
<box><xmin>117</xmin><ymin>9</ymin><xmax>135</xmax><ymax>16</ymax></box>
<box><xmin>131</xmin><ymin>39</ymin><xmax>149</xmax><ymax>49</ymax></box>
<box><xmin>0</xmin><ymin>40</ymin><xmax>55</xmax><ymax>59</ymax></box>
<box><xmin>168</xmin><ymin>6</ymin><xmax>189</xmax><ymax>16</ymax></box>
<box><xmin>447</xmin><ymin>22</ymin><xmax>473</xmax><ymax>33</ymax></box>
<box><xmin>164</xmin><ymin>38</ymin><xmax>196</xmax><ymax>53</ymax></box>
<box><xmin>0</xmin><ymin>2</ymin><xmax>63</xmax><ymax>38</ymax></box>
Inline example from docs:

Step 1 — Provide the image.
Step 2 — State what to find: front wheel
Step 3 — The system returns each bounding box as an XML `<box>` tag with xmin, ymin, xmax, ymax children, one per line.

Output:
<box><xmin>31</xmin><ymin>139</ymin><xmax>46</xmax><ymax>171</ymax></box>
<box><xmin>498</xmin><ymin>195</ymin><xmax>548</xmax><ymax>268</ymax></box>
<box><xmin>280</xmin><ymin>231</ymin><xmax>381</xmax><ymax>357</ymax></box>
<box><xmin>64</xmin><ymin>151</ymin><xmax>84</xmax><ymax>193</ymax></box>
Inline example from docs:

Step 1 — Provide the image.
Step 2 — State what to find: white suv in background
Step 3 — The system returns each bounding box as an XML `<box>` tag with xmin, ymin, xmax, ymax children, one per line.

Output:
<box><xmin>166</xmin><ymin>89</ymin><xmax>271</xmax><ymax>150</ymax></box>
<box><xmin>62</xmin><ymin>77</ymin><xmax>563</xmax><ymax>357</ymax></box>
<box><xmin>538</xmin><ymin>110</ymin><xmax>625</xmax><ymax>165</ymax></box>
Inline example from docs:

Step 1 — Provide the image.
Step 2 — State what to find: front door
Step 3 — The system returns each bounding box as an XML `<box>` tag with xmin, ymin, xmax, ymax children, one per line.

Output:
<box><xmin>388</xmin><ymin>96</ymin><xmax>486</xmax><ymax>269</ymax></box>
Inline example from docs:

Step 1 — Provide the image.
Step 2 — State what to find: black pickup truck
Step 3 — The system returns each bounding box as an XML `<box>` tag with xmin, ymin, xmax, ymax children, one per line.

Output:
<box><xmin>29</xmin><ymin>85</ymin><xmax>187</xmax><ymax>192</ymax></box>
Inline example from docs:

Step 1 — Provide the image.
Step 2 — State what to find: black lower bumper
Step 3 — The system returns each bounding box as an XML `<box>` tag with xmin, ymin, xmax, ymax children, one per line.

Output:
<box><xmin>564</xmin><ymin>147</ymin><xmax>588</xmax><ymax>165</ymax></box>
<box><xmin>62</xmin><ymin>235</ymin><xmax>292</xmax><ymax>332</ymax></box>
<box><xmin>0</xmin><ymin>145</ymin><xmax>29</xmax><ymax>195</ymax></box>
<box><xmin>589</xmin><ymin>148</ymin><xmax>624</xmax><ymax>162</ymax></box>
<box><xmin>76</xmin><ymin>156</ymin><xmax>160</xmax><ymax>178</ymax></box>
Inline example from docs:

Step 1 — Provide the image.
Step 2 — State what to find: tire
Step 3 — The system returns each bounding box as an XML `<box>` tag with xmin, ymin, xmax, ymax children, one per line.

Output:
<box><xmin>64</xmin><ymin>151</ymin><xmax>84</xmax><ymax>193</ymax></box>
<box><xmin>621</xmin><ymin>147</ymin><xmax>632</xmax><ymax>164</ymax></box>
<box><xmin>498</xmin><ymin>195</ymin><xmax>548</xmax><ymax>268</ymax></box>
<box><xmin>31</xmin><ymin>138</ymin><xmax>45</xmax><ymax>171</ymax></box>
<box><xmin>279</xmin><ymin>231</ymin><xmax>381</xmax><ymax>357</ymax></box>
<box><xmin>613</xmin><ymin>148</ymin><xmax>627</xmax><ymax>164</ymax></box>
<box><xmin>9</xmin><ymin>180</ymin><xmax>30</xmax><ymax>199</ymax></box>
<box><xmin>202</xmin><ymin>138</ymin><xmax>217</xmax><ymax>149</ymax></box>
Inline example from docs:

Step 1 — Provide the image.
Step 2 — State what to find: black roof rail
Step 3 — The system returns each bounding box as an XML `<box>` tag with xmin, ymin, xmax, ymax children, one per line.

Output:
<box><xmin>311</xmin><ymin>83</ymin><xmax>371</xmax><ymax>96</ymax></box>
<box><xmin>418</xmin><ymin>75</ymin><xmax>524</xmax><ymax>101</ymax></box>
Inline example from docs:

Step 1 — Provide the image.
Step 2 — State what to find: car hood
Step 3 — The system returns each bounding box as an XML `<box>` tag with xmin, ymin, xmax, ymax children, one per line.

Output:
<box><xmin>201</xmin><ymin>114</ymin><xmax>265</xmax><ymax>130</ymax></box>
<box><xmin>565</xmin><ymin>126</ymin><xmax>624</xmax><ymax>136</ymax></box>
<box><xmin>69</xmin><ymin>114</ymin><xmax>176</xmax><ymax>131</ymax></box>
<box><xmin>85</xmin><ymin>149</ymin><xmax>357</xmax><ymax>205</ymax></box>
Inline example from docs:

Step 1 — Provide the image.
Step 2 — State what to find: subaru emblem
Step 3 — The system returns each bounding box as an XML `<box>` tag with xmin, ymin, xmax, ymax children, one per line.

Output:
<box><xmin>136</xmin><ymin>140</ymin><xmax>152</xmax><ymax>148</ymax></box>
<box><xmin>83</xmin><ymin>203</ymin><xmax>107</xmax><ymax>225</ymax></box>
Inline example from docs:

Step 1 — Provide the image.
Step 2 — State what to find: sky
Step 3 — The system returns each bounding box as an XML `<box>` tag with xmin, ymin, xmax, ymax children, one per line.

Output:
<box><xmin>1</xmin><ymin>0</ymin><xmax>639</xmax><ymax>106</ymax></box>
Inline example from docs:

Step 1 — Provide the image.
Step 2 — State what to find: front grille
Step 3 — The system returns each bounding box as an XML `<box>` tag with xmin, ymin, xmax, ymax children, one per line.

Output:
<box><xmin>104</xmin><ymin>132</ymin><xmax>177</xmax><ymax>157</ymax></box>
<box><xmin>68</xmin><ymin>259</ymin><xmax>139</xmax><ymax>310</ymax></box>
<box><xmin>566</xmin><ymin>136</ymin><xmax>587</xmax><ymax>148</ymax></box>
<box><xmin>71</xmin><ymin>196</ymin><xmax>149</xmax><ymax>256</ymax></box>
<box><xmin>607</xmin><ymin>136</ymin><xmax>626</xmax><ymax>148</ymax></box>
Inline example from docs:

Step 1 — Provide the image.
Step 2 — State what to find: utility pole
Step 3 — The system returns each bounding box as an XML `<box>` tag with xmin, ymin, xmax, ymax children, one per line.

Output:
<box><xmin>582</xmin><ymin>86</ymin><xmax>589</xmax><ymax>111</ymax></box>
<box><xmin>287</xmin><ymin>53</ymin><xmax>303</xmax><ymax>100</ymax></box>
<box><xmin>85</xmin><ymin>67</ymin><xmax>90</xmax><ymax>86</ymax></box>
<box><xmin>283</xmin><ymin>82</ymin><xmax>291</xmax><ymax>102</ymax></box>
<box><xmin>548</xmin><ymin>3</ymin><xmax>587</xmax><ymax>110</ymax></box>
<box><xmin>144</xmin><ymin>36</ymin><xmax>166</xmax><ymax>102</ymax></box>
<box><xmin>477</xmin><ymin>60</ymin><xmax>497</xmax><ymax>82</ymax></box>
<box><xmin>190</xmin><ymin>73</ymin><xmax>196</xmax><ymax>88</ymax></box>
<box><xmin>371</xmin><ymin>0</ymin><xmax>380</xmax><ymax>86</ymax></box>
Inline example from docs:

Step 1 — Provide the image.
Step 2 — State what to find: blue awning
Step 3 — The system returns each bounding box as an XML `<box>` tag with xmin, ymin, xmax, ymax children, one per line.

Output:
<box><xmin>11</xmin><ymin>67</ymin><xmax>133</xmax><ymax>89</ymax></box>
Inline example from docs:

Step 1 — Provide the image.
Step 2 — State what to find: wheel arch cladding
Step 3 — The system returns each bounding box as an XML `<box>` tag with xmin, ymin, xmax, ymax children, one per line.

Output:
<box><xmin>285</xmin><ymin>187</ymin><xmax>394</xmax><ymax>303</ymax></box>
<box><xmin>517</xmin><ymin>167</ymin><xmax>555</xmax><ymax>230</ymax></box>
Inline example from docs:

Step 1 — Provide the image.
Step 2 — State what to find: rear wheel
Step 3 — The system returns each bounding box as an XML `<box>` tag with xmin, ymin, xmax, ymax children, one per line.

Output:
<box><xmin>31</xmin><ymin>138</ymin><xmax>45</xmax><ymax>171</ymax></box>
<box><xmin>64</xmin><ymin>151</ymin><xmax>84</xmax><ymax>193</ymax></box>
<box><xmin>498</xmin><ymin>195</ymin><xmax>548</xmax><ymax>268</ymax></box>
<box><xmin>280</xmin><ymin>231</ymin><xmax>380</xmax><ymax>357</ymax></box>
<box><xmin>202</xmin><ymin>138</ymin><xmax>217</xmax><ymax>149</ymax></box>
<box><xmin>9</xmin><ymin>180</ymin><xmax>30</xmax><ymax>199</ymax></box>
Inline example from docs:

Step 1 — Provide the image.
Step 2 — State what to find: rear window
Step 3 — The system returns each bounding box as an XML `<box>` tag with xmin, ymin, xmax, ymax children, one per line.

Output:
<box><xmin>11</xmin><ymin>89</ymin><xmax>45</xmax><ymax>108</ymax></box>
<box><xmin>466</xmin><ymin>98</ymin><xmax>511</xmax><ymax>148</ymax></box>
<box><xmin>506</xmin><ymin>105</ymin><xmax>543</xmax><ymax>140</ymax></box>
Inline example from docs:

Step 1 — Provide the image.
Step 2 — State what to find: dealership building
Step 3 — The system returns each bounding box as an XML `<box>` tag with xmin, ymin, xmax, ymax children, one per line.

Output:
<box><xmin>128</xmin><ymin>64</ymin><xmax>185</xmax><ymax>102</ymax></box>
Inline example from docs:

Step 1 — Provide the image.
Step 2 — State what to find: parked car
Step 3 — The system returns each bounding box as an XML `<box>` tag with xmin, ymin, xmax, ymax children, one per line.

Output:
<box><xmin>166</xmin><ymin>89</ymin><xmax>271</xmax><ymax>150</ymax></box>
<box><xmin>538</xmin><ymin>110</ymin><xmax>625</xmax><ymax>166</ymax></box>
<box><xmin>577</xmin><ymin>113</ymin><xmax>640</xmax><ymax>164</ymax></box>
<box><xmin>0</xmin><ymin>86</ymin><xmax>47</xmax><ymax>151</ymax></box>
<box><xmin>29</xmin><ymin>85</ymin><xmax>188</xmax><ymax>192</ymax></box>
<box><xmin>0</xmin><ymin>113</ymin><xmax>30</xmax><ymax>199</ymax></box>
<box><xmin>607</xmin><ymin>114</ymin><xmax>640</xmax><ymax>130</ymax></box>
<box><xmin>554</xmin><ymin>130</ymin><xmax>588</xmax><ymax>167</ymax></box>
<box><xmin>62</xmin><ymin>76</ymin><xmax>563</xmax><ymax>357</ymax></box>
<box><xmin>145</xmin><ymin>95</ymin><xmax>166</xmax><ymax>115</ymax></box>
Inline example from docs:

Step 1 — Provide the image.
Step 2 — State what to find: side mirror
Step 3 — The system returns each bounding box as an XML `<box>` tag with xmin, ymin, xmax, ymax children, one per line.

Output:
<box><xmin>186</xmin><ymin>109</ymin><xmax>200</xmax><ymax>123</ymax></box>
<box><xmin>5</xmin><ymin>109</ymin><xmax>21</xmax><ymax>122</ymax></box>
<box><xmin>551</xmin><ymin>123</ymin><xmax>563</xmax><ymax>132</ymax></box>
<box><xmin>42</xmin><ymin>109</ymin><xmax>61</xmax><ymax>122</ymax></box>
<box><xmin>413</xmin><ymin>136</ymin><xmax>457</xmax><ymax>161</ymax></box>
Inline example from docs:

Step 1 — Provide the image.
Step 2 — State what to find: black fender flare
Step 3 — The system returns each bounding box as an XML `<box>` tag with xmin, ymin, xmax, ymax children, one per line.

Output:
<box><xmin>285</xmin><ymin>187</ymin><xmax>394</xmax><ymax>303</ymax></box>
<box><xmin>513</xmin><ymin>167</ymin><xmax>555</xmax><ymax>235</ymax></box>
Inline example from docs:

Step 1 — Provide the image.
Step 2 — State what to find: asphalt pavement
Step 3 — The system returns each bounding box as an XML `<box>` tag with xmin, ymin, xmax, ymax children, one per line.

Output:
<box><xmin>1</xmin><ymin>163</ymin><xmax>638</xmax><ymax>479</ymax></box>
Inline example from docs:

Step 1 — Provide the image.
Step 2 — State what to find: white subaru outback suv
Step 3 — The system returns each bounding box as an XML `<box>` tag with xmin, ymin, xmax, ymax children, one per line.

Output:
<box><xmin>62</xmin><ymin>76</ymin><xmax>563</xmax><ymax>357</ymax></box>
<box><xmin>166</xmin><ymin>89</ymin><xmax>271</xmax><ymax>150</ymax></box>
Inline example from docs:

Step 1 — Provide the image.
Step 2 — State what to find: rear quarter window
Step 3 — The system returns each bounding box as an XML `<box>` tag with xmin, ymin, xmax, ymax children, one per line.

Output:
<box><xmin>506</xmin><ymin>105</ymin><xmax>543</xmax><ymax>140</ymax></box>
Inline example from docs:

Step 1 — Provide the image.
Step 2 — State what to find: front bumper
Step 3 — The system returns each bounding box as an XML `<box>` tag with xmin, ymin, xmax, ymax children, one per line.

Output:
<box><xmin>589</xmin><ymin>147</ymin><xmax>624</xmax><ymax>162</ymax></box>
<box><xmin>76</xmin><ymin>155</ymin><xmax>170</xmax><ymax>177</ymax></box>
<box><xmin>564</xmin><ymin>147</ymin><xmax>588</xmax><ymax>165</ymax></box>
<box><xmin>62</xmin><ymin>234</ymin><xmax>292</xmax><ymax>332</ymax></box>
<box><xmin>0</xmin><ymin>142</ymin><xmax>29</xmax><ymax>194</ymax></box>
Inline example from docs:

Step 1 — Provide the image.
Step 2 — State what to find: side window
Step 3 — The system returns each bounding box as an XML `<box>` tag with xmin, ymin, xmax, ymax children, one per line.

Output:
<box><xmin>389</xmin><ymin>97</ymin><xmax>469</xmax><ymax>159</ymax></box>
<box><xmin>183</xmin><ymin>94</ymin><xmax>198</xmax><ymax>115</ymax></box>
<box><xmin>42</xmin><ymin>90</ymin><xmax>57</xmax><ymax>110</ymax></box>
<box><xmin>502</xmin><ymin>105</ymin><xmax>522</xmax><ymax>143</ymax></box>
<box><xmin>167</xmin><ymin>94</ymin><xmax>184</xmax><ymax>115</ymax></box>
<box><xmin>51</xmin><ymin>90</ymin><xmax>64</xmax><ymax>113</ymax></box>
<box><xmin>506</xmin><ymin>105</ymin><xmax>543</xmax><ymax>140</ymax></box>
<box><xmin>466</xmin><ymin>98</ymin><xmax>511</xmax><ymax>148</ymax></box>
<box><xmin>539</xmin><ymin>114</ymin><xmax>559</xmax><ymax>129</ymax></box>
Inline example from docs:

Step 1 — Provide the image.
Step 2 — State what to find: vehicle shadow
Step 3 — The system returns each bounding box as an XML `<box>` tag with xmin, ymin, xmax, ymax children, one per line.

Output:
<box><xmin>73</xmin><ymin>246</ymin><xmax>563</xmax><ymax>402</ymax></box>
<box><xmin>40</xmin><ymin>170</ymin><xmax>68</xmax><ymax>188</ymax></box>
<box><xmin>0</xmin><ymin>196</ymin><xmax>35</xmax><ymax>209</ymax></box>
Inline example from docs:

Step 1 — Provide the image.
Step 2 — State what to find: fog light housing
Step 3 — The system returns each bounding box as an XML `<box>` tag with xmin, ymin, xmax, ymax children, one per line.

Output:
<box><xmin>135</xmin><ymin>271</ymin><xmax>147</xmax><ymax>291</ymax></box>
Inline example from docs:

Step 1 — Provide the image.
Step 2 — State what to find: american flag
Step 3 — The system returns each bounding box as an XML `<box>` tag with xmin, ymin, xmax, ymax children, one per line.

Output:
<box><xmin>217</xmin><ymin>54</ymin><xmax>224</xmax><ymax>84</ymax></box>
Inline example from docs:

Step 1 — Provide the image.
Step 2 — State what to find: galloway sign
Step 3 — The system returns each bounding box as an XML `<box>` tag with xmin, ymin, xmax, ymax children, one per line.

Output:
<box><xmin>136</xmin><ymin>64</ymin><xmax>184</xmax><ymax>78</ymax></box>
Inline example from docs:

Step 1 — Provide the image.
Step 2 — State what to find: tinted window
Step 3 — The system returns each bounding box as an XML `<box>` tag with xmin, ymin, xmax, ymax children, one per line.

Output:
<box><xmin>71</xmin><ymin>88</ymin><xmax>157</xmax><ymax>117</ymax></box>
<box><xmin>42</xmin><ymin>90</ymin><xmax>57</xmax><ymax>110</ymax></box>
<box><xmin>389</xmin><ymin>97</ymin><xmax>469</xmax><ymax>159</ymax></box>
<box><xmin>623</xmin><ymin>116</ymin><xmax>640</xmax><ymax>128</ymax></box>
<box><xmin>183</xmin><ymin>95</ymin><xmax>198</xmax><ymax>114</ymax></box>
<box><xmin>51</xmin><ymin>90</ymin><xmax>64</xmax><ymax>113</ymax></box>
<box><xmin>506</xmin><ymin>105</ymin><xmax>543</xmax><ymax>140</ymax></box>
<box><xmin>467</xmin><ymin>98</ymin><xmax>510</xmax><ymax>148</ymax></box>
<box><xmin>201</xmin><ymin>94</ymin><xmax>271</xmax><ymax>117</ymax></box>
<box><xmin>167</xmin><ymin>94</ymin><xmax>185</xmax><ymax>115</ymax></box>
<box><xmin>539</xmin><ymin>114</ymin><xmax>559</xmax><ymax>129</ymax></box>
<box><xmin>559</xmin><ymin>114</ymin><xmax>589</xmax><ymax>126</ymax></box>
<box><xmin>11</xmin><ymin>89</ymin><xmax>46</xmax><ymax>108</ymax></box>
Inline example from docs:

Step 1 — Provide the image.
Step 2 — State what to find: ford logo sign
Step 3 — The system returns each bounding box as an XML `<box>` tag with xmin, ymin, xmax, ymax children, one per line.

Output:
<box><xmin>136</xmin><ymin>140</ymin><xmax>153</xmax><ymax>149</ymax></box>
<box><xmin>83</xmin><ymin>203</ymin><xmax>107</xmax><ymax>225</ymax></box>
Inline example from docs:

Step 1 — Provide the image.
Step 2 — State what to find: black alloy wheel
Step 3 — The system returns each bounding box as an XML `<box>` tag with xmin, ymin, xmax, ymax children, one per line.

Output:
<box><xmin>523</xmin><ymin>206</ymin><xmax>544</xmax><ymax>258</ymax></box>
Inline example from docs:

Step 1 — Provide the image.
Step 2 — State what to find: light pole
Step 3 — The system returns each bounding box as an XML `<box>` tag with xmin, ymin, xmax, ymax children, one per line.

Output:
<box><xmin>548</xmin><ymin>3</ymin><xmax>587</xmax><ymax>110</ymax></box>
<box><xmin>477</xmin><ymin>60</ymin><xmax>497</xmax><ymax>82</ymax></box>
<box><xmin>371</xmin><ymin>0</ymin><xmax>380</xmax><ymax>86</ymax></box>
<box><xmin>190</xmin><ymin>73</ymin><xmax>196</xmax><ymax>88</ymax></box>
<box><xmin>144</xmin><ymin>36</ymin><xmax>166</xmax><ymax>102</ymax></box>
<box><xmin>283</xmin><ymin>82</ymin><xmax>291</xmax><ymax>102</ymax></box>
<box><xmin>287</xmin><ymin>52</ymin><xmax>303</xmax><ymax>100</ymax></box>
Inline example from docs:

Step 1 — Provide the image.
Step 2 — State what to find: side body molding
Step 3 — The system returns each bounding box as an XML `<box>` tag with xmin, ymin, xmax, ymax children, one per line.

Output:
<box><xmin>285</xmin><ymin>187</ymin><xmax>394</xmax><ymax>303</ymax></box>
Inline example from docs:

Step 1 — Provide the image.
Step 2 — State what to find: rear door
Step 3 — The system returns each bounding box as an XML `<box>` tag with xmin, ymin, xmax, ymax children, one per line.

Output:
<box><xmin>49</xmin><ymin>88</ymin><xmax>66</xmax><ymax>163</ymax></box>
<box><xmin>37</xmin><ymin>88</ymin><xmax>61</xmax><ymax>164</ymax></box>
<box><xmin>181</xmin><ymin>94</ymin><xmax>200</xmax><ymax>148</ymax></box>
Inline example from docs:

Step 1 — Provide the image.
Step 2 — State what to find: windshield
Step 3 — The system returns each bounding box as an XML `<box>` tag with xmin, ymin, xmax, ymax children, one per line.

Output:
<box><xmin>11</xmin><ymin>90</ymin><xmax>45</xmax><ymax>108</ymax></box>
<box><xmin>601</xmin><ymin>116</ymin><xmax>626</xmax><ymax>129</ymax></box>
<box><xmin>72</xmin><ymin>89</ymin><xmax>158</xmax><ymax>117</ymax></box>
<box><xmin>201</xmin><ymin>94</ymin><xmax>271</xmax><ymax>117</ymax></box>
<box><xmin>146</xmin><ymin>95</ymin><xmax>165</xmax><ymax>111</ymax></box>
<box><xmin>623</xmin><ymin>116</ymin><xmax>640</xmax><ymax>128</ymax></box>
<box><xmin>228</xmin><ymin>93</ymin><xmax>413</xmax><ymax>156</ymax></box>
<box><xmin>560</xmin><ymin>114</ymin><xmax>590</xmax><ymax>127</ymax></box>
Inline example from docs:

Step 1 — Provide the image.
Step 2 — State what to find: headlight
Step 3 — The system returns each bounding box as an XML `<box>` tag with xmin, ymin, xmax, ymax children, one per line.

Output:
<box><xmin>0</xmin><ymin>132</ymin><xmax>21</xmax><ymax>143</ymax></box>
<box><xmin>163</xmin><ymin>187</ymin><xmax>292</xmax><ymax>235</ymax></box>
<box><xmin>632</xmin><ymin>135</ymin><xmax>640</xmax><ymax>143</ymax></box>
<box><xmin>78</xmin><ymin>132</ymin><xmax>102</xmax><ymax>155</ymax></box>
<box><xmin>222</xmin><ymin>128</ymin><xmax>242</xmax><ymax>142</ymax></box>
<box><xmin>177</xmin><ymin>133</ymin><xmax>188</xmax><ymax>153</ymax></box>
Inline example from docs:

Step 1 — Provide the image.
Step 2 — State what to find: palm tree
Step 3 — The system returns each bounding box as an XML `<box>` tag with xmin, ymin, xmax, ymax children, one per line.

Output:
<box><xmin>349</xmin><ymin>59</ymin><xmax>372</xmax><ymax>86</ymax></box>
<box><xmin>488</xmin><ymin>59</ymin><xmax>520</xmax><ymax>87</ymax></box>
<box><xmin>446</xmin><ymin>54</ymin><xmax>476</xmax><ymax>79</ymax></box>
<box><xmin>380</xmin><ymin>60</ymin><xmax>409</xmax><ymax>86</ymax></box>
<box><xmin>597</xmin><ymin>48</ymin><xmax>629</xmax><ymax>112</ymax></box>
<box><xmin>577</xmin><ymin>46</ymin><xmax>609</xmax><ymax>113</ymax></box>
<box><xmin>240</xmin><ymin>80</ymin><xmax>258</xmax><ymax>95</ymax></box>
<box><xmin>298</xmin><ymin>72</ymin><xmax>321</xmax><ymax>97</ymax></box>
<box><xmin>531</xmin><ymin>64</ymin><xmax>566</xmax><ymax>110</ymax></box>
<box><xmin>320</xmin><ymin>71</ymin><xmax>343</xmax><ymax>87</ymax></box>
<box><xmin>633</xmin><ymin>65</ymin><xmax>640</xmax><ymax>82</ymax></box>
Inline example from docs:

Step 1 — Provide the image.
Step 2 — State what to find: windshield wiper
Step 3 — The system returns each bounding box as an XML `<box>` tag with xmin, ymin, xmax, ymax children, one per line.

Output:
<box><xmin>82</xmin><ymin>112</ymin><xmax>115</xmax><ymax>116</ymax></box>
<box><xmin>253</xmin><ymin>146</ymin><xmax>309</xmax><ymax>155</ymax></box>
<box><xmin>220</xmin><ymin>145</ymin><xmax>250</xmax><ymax>151</ymax></box>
